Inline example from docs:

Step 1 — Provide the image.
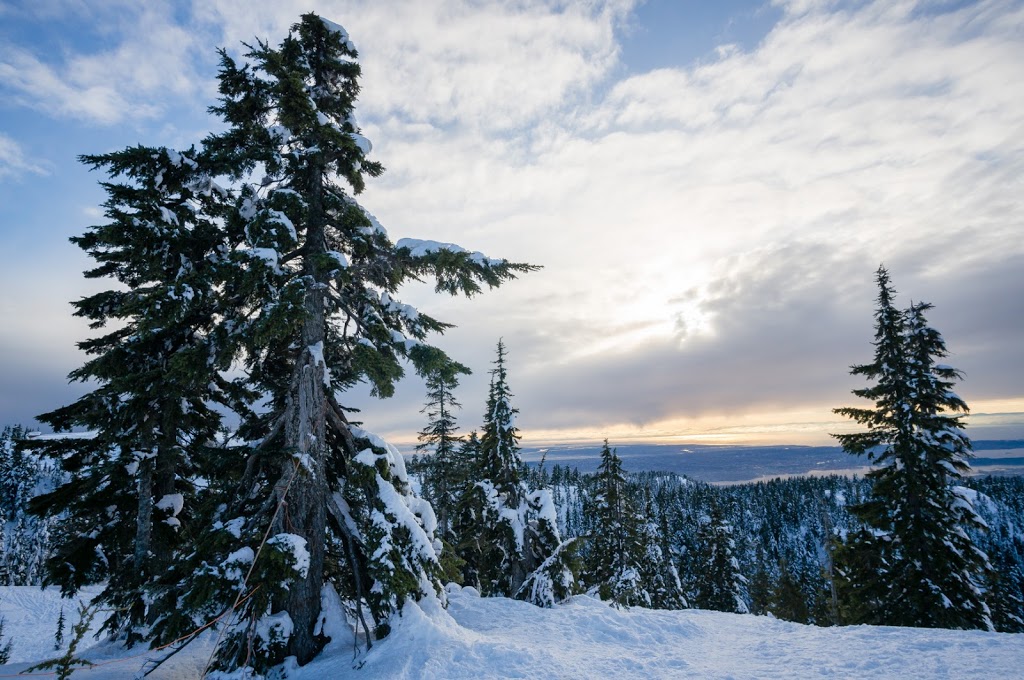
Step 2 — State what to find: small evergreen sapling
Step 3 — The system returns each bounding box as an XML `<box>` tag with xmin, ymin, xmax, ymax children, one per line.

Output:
<box><xmin>0</xmin><ymin>614</ymin><xmax>12</xmax><ymax>664</ymax></box>
<box><xmin>28</xmin><ymin>601</ymin><xmax>97</xmax><ymax>680</ymax></box>
<box><xmin>54</xmin><ymin>604</ymin><xmax>65</xmax><ymax>650</ymax></box>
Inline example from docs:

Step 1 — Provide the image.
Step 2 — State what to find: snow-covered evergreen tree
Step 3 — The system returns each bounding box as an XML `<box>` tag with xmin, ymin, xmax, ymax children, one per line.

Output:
<box><xmin>456</xmin><ymin>341</ymin><xmax>573</xmax><ymax>605</ymax></box>
<box><xmin>584</xmin><ymin>441</ymin><xmax>648</xmax><ymax>607</ymax></box>
<box><xmin>987</xmin><ymin>544</ymin><xmax>1024</xmax><ymax>633</ymax></box>
<box><xmin>416</xmin><ymin>363</ymin><xmax>467</xmax><ymax>542</ymax></box>
<box><xmin>692</xmin><ymin>501</ymin><xmax>748</xmax><ymax>614</ymax></box>
<box><xmin>768</xmin><ymin>559</ymin><xmax>810</xmax><ymax>624</ymax></box>
<box><xmin>833</xmin><ymin>267</ymin><xmax>992</xmax><ymax>630</ymax></box>
<box><xmin>156</xmin><ymin>15</ymin><xmax>537</xmax><ymax>673</ymax></box>
<box><xmin>26</xmin><ymin>146</ymin><xmax>231</xmax><ymax>642</ymax></box>
<box><xmin>638</xmin><ymin>492</ymin><xmax>688</xmax><ymax>610</ymax></box>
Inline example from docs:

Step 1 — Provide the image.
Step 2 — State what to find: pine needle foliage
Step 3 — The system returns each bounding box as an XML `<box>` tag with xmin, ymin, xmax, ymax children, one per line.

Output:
<box><xmin>416</xmin><ymin>363</ymin><xmax>469</xmax><ymax>542</ymax></box>
<box><xmin>456</xmin><ymin>342</ymin><xmax>574</xmax><ymax>605</ymax></box>
<box><xmin>27</xmin><ymin>145</ymin><xmax>232</xmax><ymax>643</ymax></box>
<box><xmin>585</xmin><ymin>441</ymin><xmax>648</xmax><ymax>607</ymax></box>
<box><xmin>833</xmin><ymin>266</ymin><xmax>992</xmax><ymax>630</ymax></box>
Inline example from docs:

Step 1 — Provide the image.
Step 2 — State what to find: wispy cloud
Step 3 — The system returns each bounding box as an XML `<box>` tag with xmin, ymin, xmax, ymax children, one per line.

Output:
<box><xmin>0</xmin><ymin>2</ymin><xmax>205</xmax><ymax>124</ymax></box>
<box><xmin>0</xmin><ymin>133</ymin><xmax>48</xmax><ymax>181</ymax></box>
<box><xmin>195</xmin><ymin>0</ymin><xmax>636</xmax><ymax>131</ymax></box>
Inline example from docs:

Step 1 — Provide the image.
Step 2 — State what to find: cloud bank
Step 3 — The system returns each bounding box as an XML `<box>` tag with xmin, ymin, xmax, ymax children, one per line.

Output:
<box><xmin>0</xmin><ymin>0</ymin><xmax>1021</xmax><ymax>444</ymax></box>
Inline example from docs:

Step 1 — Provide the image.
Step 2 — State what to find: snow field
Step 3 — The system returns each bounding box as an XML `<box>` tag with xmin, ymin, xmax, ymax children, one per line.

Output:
<box><xmin>0</xmin><ymin>585</ymin><xmax>1021</xmax><ymax>679</ymax></box>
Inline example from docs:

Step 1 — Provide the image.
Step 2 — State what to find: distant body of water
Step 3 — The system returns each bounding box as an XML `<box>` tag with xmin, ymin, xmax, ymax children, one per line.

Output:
<box><xmin>520</xmin><ymin>440</ymin><xmax>1024</xmax><ymax>483</ymax></box>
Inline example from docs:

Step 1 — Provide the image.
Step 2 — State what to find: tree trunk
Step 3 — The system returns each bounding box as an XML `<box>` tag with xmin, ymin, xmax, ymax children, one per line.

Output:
<box><xmin>148</xmin><ymin>423</ymin><xmax>178</xmax><ymax>626</ymax></box>
<box><xmin>134</xmin><ymin>453</ymin><xmax>154</xmax><ymax>628</ymax></box>
<box><xmin>275</xmin><ymin>159</ymin><xmax>329</xmax><ymax>665</ymax></box>
<box><xmin>134</xmin><ymin>454</ymin><xmax>153</xmax><ymax>573</ymax></box>
<box><xmin>275</xmin><ymin>290</ymin><xmax>329</xmax><ymax>663</ymax></box>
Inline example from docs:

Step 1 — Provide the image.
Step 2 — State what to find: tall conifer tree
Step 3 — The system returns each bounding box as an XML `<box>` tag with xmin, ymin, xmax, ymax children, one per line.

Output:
<box><xmin>833</xmin><ymin>267</ymin><xmax>992</xmax><ymax>630</ymax></box>
<box><xmin>28</xmin><ymin>146</ymin><xmax>231</xmax><ymax>642</ymax></box>
<box><xmin>32</xmin><ymin>14</ymin><xmax>535</xmax><ymax>674</ymax></box>
<box><xmin>456</xmin><ymin>341</ymin><xmax>573</xmax><ymax>604</ymax></box>
<box><xmin>585</xmin><ymin>441</ymin><xmax>646</xmax><ymax>606</ymax></box>
<box><xmin>169</xmin><ymin>15</ymin><xmax>536</xmax><ymax>672</ymax></box>
<box><xmin>416</xmin><ymin>364</ymin><xmax>467</xmax><ymax>541</ymax></box>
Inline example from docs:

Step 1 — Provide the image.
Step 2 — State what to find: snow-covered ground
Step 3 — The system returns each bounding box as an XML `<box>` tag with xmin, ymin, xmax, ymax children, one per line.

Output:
<box><xmin>1</xmin><ymin>585</ymin><xmax>1021</xmax><ymax>679</ymax></box>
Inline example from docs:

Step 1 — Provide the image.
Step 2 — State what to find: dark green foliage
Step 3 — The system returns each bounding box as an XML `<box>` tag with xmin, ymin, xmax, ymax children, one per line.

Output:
<box><xmin>769</xmin><ymin>560</ymin><xmax>810</xmax><ymax>624</ymax></box>
<box><xmin>416</xmin><ymin>364</ymin><xmax>469</xmax><ymax>541</ymax></box>
<box><xmin>25</xmin><ymin>145</ymin><xmax>231</xmax><ymax>643</ymax></box>
<box><xmin>479</xmin><ymin>340</ymin><xmax>523</xmax><ymax>504</ymax></box>
<box><xmin>0</xmin><ymin>615</ymin><xmax>12</xmax><ymax>664</ymax></box>
<box><xmin>833</xmin><ymin>267</ymin><xmax>992</xmax><ymax>630</ymax></box>
<box><xmin>455</xmin><ymin>342</ymin><xmax>573</xmax><ymax>605</ymax></box>
<box><xmin>456</xmin><ymin>342</ymin><xmax>526</xmax><ymax>594</ymax></box>
<box><xmin>748</xmin><ymin>559</ymin><xmax>773</xmax><ymax>616</ymax></box>
<box><xmin>584</xmin><ymin>441</ymin><xmax>643</xmax><ymax>604</ymax></box>
<box><xmin>54</xmin><ymin>605</ymin><xmax>65</xmax><ymax>650</ymax></box>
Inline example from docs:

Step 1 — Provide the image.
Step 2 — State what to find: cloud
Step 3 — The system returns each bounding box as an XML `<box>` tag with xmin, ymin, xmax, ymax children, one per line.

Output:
<box><xmin>3</xmin><ymin>0</ymin><xmax>1022</xmax><ymax>444</ymax></box>
<box><xmin>194</xmin><ymin>0</ymin><xmax>635</xmax><ymax>132</ymax></box>
<box><xmin>0</xmin><ymin>133</ymin><xmax>48</xmax><ymax>181</ymax></box>
<box><xmin>1</xmin><ymin>0</ymin><xmax>636</xmax><ymax>126</ymax></box>
<box><xmin>349</xmin><ymin>0</ymin><xmax>1024</xmax><ymax>440</ymax></box>
<box><xmin>0</xmin><ymin>2</ymin><xmax>207</xmax><ymax>124</ymax></box>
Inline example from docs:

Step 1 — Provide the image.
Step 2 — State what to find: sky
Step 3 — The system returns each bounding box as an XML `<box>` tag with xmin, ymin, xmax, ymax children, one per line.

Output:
<box><xmin>1</xmin><ymin>0</ymin><xmax>1022</xmax><ymax>447</ymax></box>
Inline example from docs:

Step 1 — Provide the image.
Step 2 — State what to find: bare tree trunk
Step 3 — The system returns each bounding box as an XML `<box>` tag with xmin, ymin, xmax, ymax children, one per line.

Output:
<box><xmin>274</xmin><ymin>161</ymin><xmax>329</xmax><ymax>665</ymax></box>
<box><xmin>276</xmin><ymin>338</ymin><xmax>328</xmax><ymax>663</ymax></box>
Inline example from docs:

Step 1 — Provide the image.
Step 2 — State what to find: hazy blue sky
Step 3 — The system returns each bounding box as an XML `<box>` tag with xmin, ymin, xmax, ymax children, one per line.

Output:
<box><xmin>1</xmin><ymin>0</ymin><xmax>1022</xmax><ymax>446</ymax></box>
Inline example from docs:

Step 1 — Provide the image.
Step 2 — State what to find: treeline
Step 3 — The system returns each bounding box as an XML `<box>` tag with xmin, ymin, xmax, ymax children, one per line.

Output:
<box><xmin>0</xmin><ymin>425</ymin><xmax>62</xmax><ymax>586</ymax></box>
<box><xmin>404</xmin><ymin>266</ymin><xmax>1020</xmax><ymax>634</ymax></box>
<box><xmin>409</xmin><ymin>448</ymin><xmax>1024</xmax><ymax>633</ymax></box>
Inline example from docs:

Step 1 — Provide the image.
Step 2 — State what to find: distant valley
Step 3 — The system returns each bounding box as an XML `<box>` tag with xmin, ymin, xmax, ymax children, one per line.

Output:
<box><xmin>519</xmin><ymin>440</ymin><xmax>1024</xmax><ymax>483</ymax></box>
